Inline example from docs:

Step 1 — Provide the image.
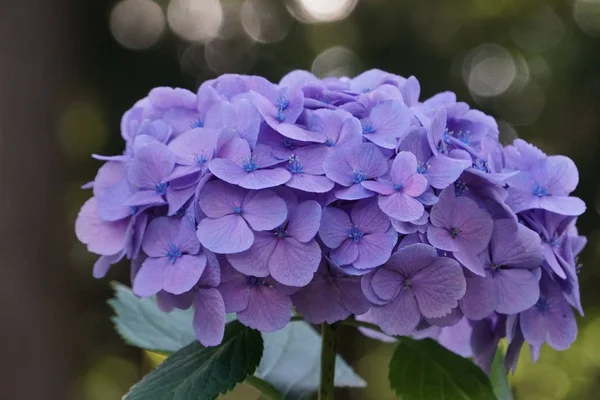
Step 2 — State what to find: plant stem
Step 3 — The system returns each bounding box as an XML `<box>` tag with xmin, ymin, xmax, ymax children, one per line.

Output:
<box><xmin>290</xmin><ymin>315</ymin><xmax>304</xmax><ymax>322</ymax></box>
<box><xmin>245</xmin><ymin>375</ymin><xmax>283</xmax><ymax>400</ymax></box>
<box><xmin>319</xmin><ymin>323</ymin><xmax>337</xmax><ymax>400</ymax></box>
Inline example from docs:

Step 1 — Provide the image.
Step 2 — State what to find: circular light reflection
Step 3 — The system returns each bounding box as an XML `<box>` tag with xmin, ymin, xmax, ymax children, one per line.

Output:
<box><xmin>241</xmin><ymin>0</ymin><xmax>293</xmax><ymax>43</ymax></box>
<box><xmin>291</xmin><ymin>0</ymin><xmax>358</xmax><ymax>23</ymax></box>
<box><xmin>574</xmin><ymin>0</ymin><xmax>600</xmax><ymax>36</ymax></box>
<box><xmin>493</xmin><ymin>81</ymin><xmax>545</xmax><ymax>126</ymax></box>
<box><xmin>205</xmin><ymin>37</ymin><xmax>258</xmax><ymax>73</ymax></box>
<box><xmin>109</xmin><ymin>0</ymin><xmax>166</xmax><ymax>50</ymax></box>
<box><xmin>463</xmin><ymin>44</ymin><xmax>516</xmax><ymax>98</ymax></box>
<box><xmin>311</xmin><ymin>46</ymin><xmax>360</xmax><ymax>78</ymax></box>
<box><xmin>167</xmin><ymin>0</ymin><xmax>223</xmax><ymax>42</ymax></box>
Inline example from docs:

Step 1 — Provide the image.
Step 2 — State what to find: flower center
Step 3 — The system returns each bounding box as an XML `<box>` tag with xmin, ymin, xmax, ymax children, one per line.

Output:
<box><xmin>450</xmin><ymin>227</ymin><xmax>460</xmax><ymax>239</ymax></box>
<box><xmin>361</xmin><ymin>119</ymin><xmax>375</xmax><ymax>134</ymax></box>
<box><xmin>243</xmin><ymin>158</ymin><xmax>258</xmax><ymax>172</ymax></box>
<box><xmin>194</xmin><ymin>153</ymin><xmax>208</xmax><ymax>166</ymax></box>
<box><xmin>456</xmin><ymin>130</ymin><xmax>471</xmax><ymax>145</ymax></box>
<box><xmin>535</xmin><ymin>297</ymin><xmax>549</xmax><ymax>313</ymax></box>
<box><xmin>274</xmin><ymin>226</ymin><xmax>288</xmax><ymax>239</ymax></box>
<box><xmin>325</xmin><ymin>138</ymin><xmax>335</xmax><ymax>147</ymax></box>
<box><xmin>454</xmin><ymin>180</ymin><xmax>468</xmax><ymax>196</ymax></box>
<box><xmin>532</xmin><ymin>185</ymin><xmax>549</xmax><ymax>197</ymax></box>
<box><xmin>191</xmin><ymin>118</ymin><xmax>204</xmax><ymax>128</ymax></box>
<box><xmin>347</xmin><ymin>225</ymin><xmax>364</xmax><ymax>243</ymax></box>
<box><xmin>549</xmin><ymin>236</ymin><xmax>562</xmax><ymax>248</ymax></box>
<box><xmin>233</xmin><ymin>206</ymin><xmax>242</xmax><ymax>215</ymax></box>
<box><xmin>247</xmin><ymin>276</ymin><xmax>267</xmax><ymax>286</ymax></box>
<box><xmin>473</xmin><ymin>159</ymin><xmax>490</xmax><ymax>173</ymax></box>
<box><xmin>166</xmin><ymin>244</ymin><xmax>183</xmax><ymax>264</ymax></box>
<box><xmin>417</xmin><ymin>162</ymin><xmax>429</xmax><ymax>174</ymax></box>
<box><xmin>155</xmin><ymin>182</ymin><xmax>168</xmax><ymax>196</ymax></box>
<box><xmin>352</xmin><ymin>169</ymin><xmax>367</xmax><ymax>184</ymax></box>
<box><xmin>287</xmin><ymin>155</ymin><xmax>304</xmax><ymax>174</ymax></box>
<box><xmin>394</xmin><ymin>183</ymin><xmax>404</xmax><ymax>192</ymax></box>
<box><xmin>129</xmin><ymin>206</ymin><xmax>138</xmax><ymax>215</ymax></box>
<box><xmin>275</xmin><ymin>95</ymin><xmax>289</xmax><ymax>122</ymax></box>
<box><xmin>282</xmin><ymin>137</ymin><xmax>297</xmax><ymax>150</ymax></box>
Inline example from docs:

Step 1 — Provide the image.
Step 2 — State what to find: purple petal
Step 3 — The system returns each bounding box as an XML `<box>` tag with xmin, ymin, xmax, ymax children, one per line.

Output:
<box><xmin>330</xmin><ymin>239</ymin><xmax>359</xmax><ymax>266</ymax></box>
<box><xmin>351</xmin><ymin>198</ymin><xmax>391</xmax><ymax>233</ymax></box>
<box><xmin>197</xmin><ymin>214</ymin><xmax>254</xmax><ymax>254</ymax></box>
<box><xmin>127</xmin><ymin>142</ymin><xmax>175</xmax><ymax>189</ymax></box>
<box><xmin>371</xmin><ymin>268</ymin><xmax>402</xmax><ymax>301</ymax></box>
<box><xmin>390</xmin><ymin>151</ymin><xmax>418</xmax><ymax>186</ymax></box>
<box><xmin>168</xmin><ymin>128</ymin><xmax>218</xmax><ymax>166</ymax></box>
<box><xmin>361</xmin><ymin>180</ymin><xmax>395</xmax><ymax>196</ymax></box>
<box><xmin>166</xmin><ymin>184</ymin><xmax>196</xmax><ymax>216</ymax></box>
<box><xmin>226</xmin><ymin>232</ymin><xmax>276</xmax><ymax>277</ymax></box>
<box><xmin>242</xmin><ymin>190</ymin><xmax>288</xmax><ymax>231</ymax></box>
<box><xmin>335</xmin><ymin>183</ymin><xmax>376</xmax><ymax>200</ymax></box>
<box><xmin>401</xmin><ymin>76</ymin><xmax>420</xmax><ymax>106</ymax></box>
<box><xmin>494</xmin><ymin>269</ymin><xmax>540</xmax><ymax>314</ymax></box>
<box><xmin>459</xmin><ymin>273</ymin><xmax>496</xmax><ymax>320</ymax></box>
<box><xmin>193</xmin><ymin>288</ymin><xmax>226</xmax><ymax>346</ymax></box>
<box><xmin>276</xmin><ymin>123</ymin><xmax>327</xmax><ymax>143</ymax></box>
<box><xmin>292</xmin><ymin>277</ymin><xmax>349</xmax><ymax>324</ymax></box>
<box><xmin>125</xmin><ymin>190</ymin><xmax>166</xmax><ymax>207</ymax></box>
<box><xmin>454</xmin><ymin>249</ymin><xmax>486</xmax><ymax>276</ymax></box>
<box><xmin>411</xmin><ymin>256</ymin><xmax>466</xmax><ymax>318</ymax></box>
<box><xmin>218</xmin><ymin>275</ymin><xmax>251</xmax><ymax>312</ymax></box>
<box><xmin>93</xmin><ymin>253</ymin><xmax>124</xmax><ymax>279</ymax></box>
<box><xmin>378</xmin><ymin>192</ymin><xmax>425</xmax><ymax>222</ymax></box>
<box><xmin>426</xmin><ymin>226</ymin><xmax>459</xmax><ymax>252</ymax></box>
<box><xmin>163</xmin><ymin>254</ymin><xmax>206</xmax><ymax>295</ymax></box>
<box><xmin>198</xmin><ymin>181</ymin><xmax>246</xmax><ymax>218</ymax></box>
<box><xmin>269</xmin><ymin>238</ymin><xmax>321</xmax><ymax>286</ymax></box>
<box><xmin>75</xmin><ymin>198</ymin><xmax>128</xmax><ymax>256</ymax></box>
<box><xmin>93</xmin><ymin>161</ymin><xmax>126</xmax><ymax>197</ymax></box>
<box><xmin>371</xmin><ymin>290</ymin><xmax>421</xmax><ymax>336</ymax></box>
<box><xmin>287</xmin><ymin>200</ymin><xmax>322</xmax><ymax>242</ymax></box>
<box><xmin>491</xmin><ymin>219</ymin><xmax>543</xmax><ymax>269</ymax></box>
<box><xmin>363</xmin><ymin>101</ymin><xmax>410</xmax><ymax>149</ymax></box>
<box><xmin>347</xmin><ymin>143</ymin><xmax>388</xmax><ymax>178</ymax></box>
<box><xmin>385</xmin><ymin>243</ymin><xmax>438</xmax><ymax>276</ymax></box>
<box><xmin>319</xmin><ymin>207</ymin><xmax>352</xmax><ymax>248</ymax></box>
<box><xmin>142</xmin><ymin>217</ymin><xmax>199</xmax><ymax>257</ymax></box>
<box><xmin>133</xmin><ymin>257</ymin><xmax>169</xmax><ymax>297</ymax></box>
<box><xmin>354</xmin><ymin>231</ymin><xmax>397</xmax><ymax>270</ymax></box>
<box><xmin>286</xmin><ymin>174</ymin><xmax>334</xmax><ymax>193</ymax></box>
<box><xmin>238</xmin><ymin>285</ymin><xmax>292</xmax><ymax>332</ymax></box>
<box><xmin>425</xmin><ymin>155</ymin><xmax>471</xmax><ymax>190</ymax></box>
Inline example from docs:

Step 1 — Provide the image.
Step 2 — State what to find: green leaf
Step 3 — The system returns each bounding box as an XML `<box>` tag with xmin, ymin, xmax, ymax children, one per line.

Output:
<box><xmin>108</xmin><ymin>282</ymin><xmax>196</xmax><ymax>353</ymax></box>
<box><xmin>490</xmin><ymin>349</ymin><xmax>513</xmax><ymax>400</ymax></box>
<box><xmin>257</xmin><ymin>321</ymin><xmax>366</xmax><ymax>399</ymax></box>
<box><xmin>389</xmin><ymin>338</ymin><xmax>496</xmax><ymax>400</ymax></box>
<box><xmin>125</xmin><ymin>320</ymin><xmax>264</xmax><ymax>400</ymax></box>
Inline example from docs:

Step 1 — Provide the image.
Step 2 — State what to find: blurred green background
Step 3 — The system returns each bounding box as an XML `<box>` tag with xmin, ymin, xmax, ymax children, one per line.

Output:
<box><xmin>2</xmin><ymin>0</ymin><xmax>600</xmax><ymax>399</ymax></box>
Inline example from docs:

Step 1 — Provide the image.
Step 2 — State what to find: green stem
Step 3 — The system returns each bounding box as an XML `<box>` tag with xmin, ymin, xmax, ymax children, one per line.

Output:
<box><xmin>245</xmin><ymin>375</ymin><xmax>283</xmax><ymax>400</ymax></box>
<box><xmin>290</xmin><ymin>315</ymin><xmax>304</xmax><ymax>322</ymax></box>
<box><xmin>319</xmin><ymin>323</ymin><xmax>337</xmax><ymax>400</ymax></box>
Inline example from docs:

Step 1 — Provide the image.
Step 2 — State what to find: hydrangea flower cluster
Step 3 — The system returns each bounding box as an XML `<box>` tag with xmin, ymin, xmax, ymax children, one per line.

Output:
<box><xmin>76</xmin><ymin>70</ymin><xmax>586</xmax><ymax>371</ymax></box>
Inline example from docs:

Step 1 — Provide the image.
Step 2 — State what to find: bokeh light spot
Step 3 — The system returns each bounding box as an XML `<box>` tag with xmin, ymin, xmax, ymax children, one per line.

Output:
<box><xmin>241</xmin><ymin>0</ymin><xmax>293</xmax><ymax>43</ymax></box>
<box><xmin>311</xmin><ymin>46</ymin><xmax>360</xmax><ymax>78</ymax></box>
<box><xmin>291</xmin><ymin>0</ymin><xmax>358</xmax><ymax>23</ymax></box>
<box><xmin>58</xmin><ymin>100</ymin><xmax>108</xmax><ymax>160</ymax></box>
<box><xmin>109</xmin><ymin>0</ymin><xmax>166</xmax><ymax>50</ymax></box>
<box><xmin>167</xmin><ymin>0</ymin><xmax>223</xmax><ymax>43</ymax></box>
<box><xmin>463</xmin><ymin>44</ymin><xmax>516</xmax><ymax>98</ymax></box>
<box><xmin>574</xmin><ymin>0</ymin><xmax>600</xmax><ymax>36</ymax></box>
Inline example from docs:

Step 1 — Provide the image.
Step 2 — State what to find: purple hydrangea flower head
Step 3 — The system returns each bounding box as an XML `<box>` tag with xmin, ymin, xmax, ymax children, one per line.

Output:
<box><xmin>209</xmin><ymin>138</ymin><xmax>291</xmax><ymax>190</ymax></box>
<box><xmin>292</xmin><ymin>262</ymin><xmax>369</xmax><ymax>324</ymax></box>
<box><xmin>196</xmin><ymin>181</ymin><xmax>287</xmax><ymax>254</ymax></box>
<box><xmin>427</xmin><ymin>186</ymin><xmax>494</xmax><ymax>275</ymax></box>
<box><xmin>227</xmin><ymin>199</ymin><xmax>322</xmax><ymax>286</ymax></box>
<box><xmin>218</xmin><ymin>261</ymin><xmax>294</xmax><ymax>332</ymax></box>
<box><xmin>76</xmin><ymin>69</ymin><xmax>588</xmax><ymax>353</ymax></box>
<box><xmin>319</xmin><ymin>199</ymin><xmax>397</xmax><ymax>271</ymax></box>
<box><xmin>361</xmin><ymin>243</ymin><xmax>466</xmax><ymax>336</ymax></box>
<box><xmin>133</xmin><ymin>216</ymin><xmax>206</xmax><ymax>297</ymax></box>
<box><xmin>506</xmin><ymin>155</ymin><xmax>586</xmax><ymax>216</ymax></box>
<box><xmin>361</xmin><ymin>151</ymin><xmax>428</xmax><ymax>221</ymax></box>
<box><xmin>322</xmin><ymin>142</ymin><xmax>388</xmax><ymax>200</ymax></box>
<box><xmin>459</xmin><ymin>219</ymin><xmax>544</xmax><ymax>319</ymax></box>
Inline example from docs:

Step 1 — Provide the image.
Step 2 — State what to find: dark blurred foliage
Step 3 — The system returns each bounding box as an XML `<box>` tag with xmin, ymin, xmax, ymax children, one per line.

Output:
<box><xmin>3</xmin><ymin>0</ymin><xmax>600</xmax><ymax>399</ymax></box>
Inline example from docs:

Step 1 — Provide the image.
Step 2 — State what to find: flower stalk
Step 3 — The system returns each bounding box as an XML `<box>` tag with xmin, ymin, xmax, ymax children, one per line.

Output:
<box><xmin>319</xmin><ymin>322</ymin><xmax>337</xmax><ymax>400</ymax></box>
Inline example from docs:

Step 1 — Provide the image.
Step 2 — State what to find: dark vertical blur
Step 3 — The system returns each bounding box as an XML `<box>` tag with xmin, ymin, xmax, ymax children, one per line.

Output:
<box><xmin>0</xmin><ymin>1</ymin><xmax>74</xmax><ymax>399</ymax></box>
